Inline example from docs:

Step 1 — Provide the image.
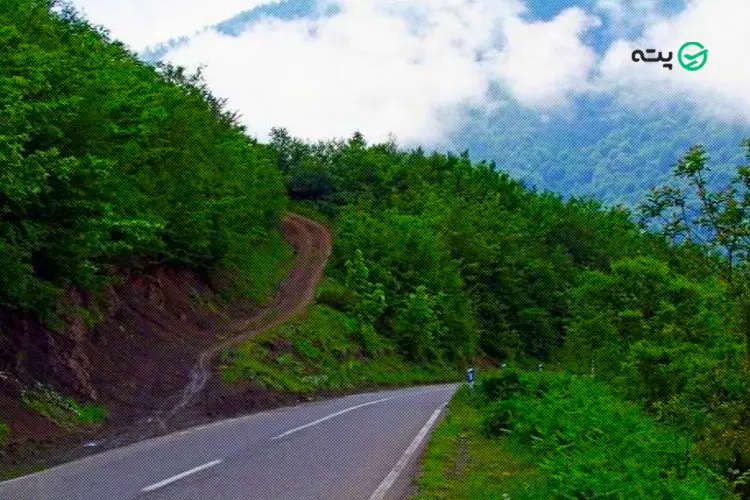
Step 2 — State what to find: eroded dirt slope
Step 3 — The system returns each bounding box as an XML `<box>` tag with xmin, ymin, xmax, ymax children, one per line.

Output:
<box><xmin>0</xmin><ymin>213</ymin><xmax>331</xmax><ymax>467</ymax></box>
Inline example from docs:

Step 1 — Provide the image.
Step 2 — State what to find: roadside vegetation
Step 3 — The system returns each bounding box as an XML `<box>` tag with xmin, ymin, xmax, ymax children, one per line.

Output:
<box><xmin>221</xmin><ymin>304</ymin><xmax>455</xmax><ymax>393</ymax></box>
<box><xmin>417</xmin><ymin>373</ymin><xmax>735</xmax><ymax>499</ymax></box>
<box><xmin>21</xmin><ymin>384</ymin><xmax>107</xmax><ymax>429</ymax></box>
<box><xmin>414</xmin><ymin>386</ymin><xmax>540</xmax><ymax>499</ymax></box>
<box><xmin>267</xmin><ymin>131</ymin><xmax>750</xmax><ymax>496</ymax></box>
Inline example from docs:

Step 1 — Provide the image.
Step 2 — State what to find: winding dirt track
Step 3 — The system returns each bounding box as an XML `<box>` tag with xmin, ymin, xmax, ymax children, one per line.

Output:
<box><xmin>159</xmin><ymin>213</ymin><xmax>332</xmax><ymax>426</ymax></box>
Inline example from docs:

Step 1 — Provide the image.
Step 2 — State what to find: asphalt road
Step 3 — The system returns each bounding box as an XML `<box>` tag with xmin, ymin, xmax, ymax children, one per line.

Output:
<box><xmin>0</xmin><ymin>384</ymin><xmax>457</xmax><ymax>500</ymax></box>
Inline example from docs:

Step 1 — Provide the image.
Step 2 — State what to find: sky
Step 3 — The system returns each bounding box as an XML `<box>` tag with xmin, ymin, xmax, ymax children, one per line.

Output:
<box><xmin>69</xmin><ymin>0</ymin><xmax>750</xmax><ymax>146</ymax></box>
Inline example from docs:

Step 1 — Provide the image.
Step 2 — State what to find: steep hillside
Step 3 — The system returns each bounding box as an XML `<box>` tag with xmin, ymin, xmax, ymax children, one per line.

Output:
<box><xmin>0</xmin><ymin>0</ymin><xmax>289</xmax><ymax>472</ymax></box>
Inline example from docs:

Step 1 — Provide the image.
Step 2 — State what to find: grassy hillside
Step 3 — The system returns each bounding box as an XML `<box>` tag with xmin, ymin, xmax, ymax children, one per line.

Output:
<box><xmin>221</xmin><ymin>304</ymin><xmax>455</xmax><ymax>393</ymax></box>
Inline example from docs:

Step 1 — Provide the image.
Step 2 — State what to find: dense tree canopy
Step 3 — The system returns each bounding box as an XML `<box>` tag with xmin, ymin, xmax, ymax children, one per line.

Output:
<box><xmin>272</xmin><ymin>128</ymin><xmax>750</xmax><ymax>492</ymax></box>
<box><xmin>0</xmin><ymin>0</ymin><xmax>286</xmax><ymax>315</ymax></box>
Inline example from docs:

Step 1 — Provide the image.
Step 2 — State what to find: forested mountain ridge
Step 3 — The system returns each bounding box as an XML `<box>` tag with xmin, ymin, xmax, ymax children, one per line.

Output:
<box><xmin>463</xmin><ymin>99</ymin><xmax>748</xmax><ymax>205</ymax></box>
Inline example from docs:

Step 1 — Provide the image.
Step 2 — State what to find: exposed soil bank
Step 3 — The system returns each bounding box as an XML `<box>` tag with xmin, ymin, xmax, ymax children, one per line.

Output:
<box><xmin>0</xmin><ymin>214</ymin><xmax>332</xmax><ymax>476</ymax></box>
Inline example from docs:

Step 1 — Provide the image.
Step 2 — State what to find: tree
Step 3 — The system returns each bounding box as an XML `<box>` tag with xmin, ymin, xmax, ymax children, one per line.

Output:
<box><xmin>394</xmin><ymin>286</ymin><xmax>446</xmax><ymax>363</ymax></box>
<box><xmin>640</xmin><ymin>143</ymin><xmax>750</xmax><ymax>368</ymax></box>
<box><xmin>345</xmin><ymin>249</ymin><xmax>387</xmax><ymax>355</ymax></box>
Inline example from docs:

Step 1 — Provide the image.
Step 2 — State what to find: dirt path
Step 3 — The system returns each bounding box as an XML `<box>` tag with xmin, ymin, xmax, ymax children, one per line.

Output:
<box><xmin>158</xmin><ymin>213</ymin><xmax>332</xmax><ymax>426</ymax></box>
<box><xmin>0</xmin><ymin>213</ymin><xmax>332</xmax><ymax>474</ymax></box>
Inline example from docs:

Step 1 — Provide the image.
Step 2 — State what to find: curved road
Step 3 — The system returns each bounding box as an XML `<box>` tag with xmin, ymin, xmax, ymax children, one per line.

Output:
<box><xmin>0</xmin><ymin>214</ymin><xmax>459</xmax><ymax>498</ymax></box>
<box><xmin>0</xmin><ymin>384</ymin><xmax>457</xmax><ymax>499</ymax></box>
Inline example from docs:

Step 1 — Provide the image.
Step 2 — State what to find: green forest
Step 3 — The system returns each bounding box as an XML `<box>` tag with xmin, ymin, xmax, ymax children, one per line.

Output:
<box><xmin>0</xmin><ymin>0</ymin><xmax>287</xmax><ymax>317</ymax></box>
<box><xmin>3</xmin><ymin>1</ymin><xmax>750</xmax><ymax>497</ymax></box>
<box><xmin>268</xmin><ymin>128</ymin><xmax>750</xmax><ymax>497</ymax></box>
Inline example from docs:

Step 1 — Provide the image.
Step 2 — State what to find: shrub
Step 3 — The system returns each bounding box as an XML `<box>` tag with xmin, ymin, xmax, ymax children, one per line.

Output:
<box><xmin>482</xmin><ymin>399</ymin><xmax>517</xmax><ymax>437</ymax></box>
<box><xmin>487</xmin><ymin>372</ymin><xmax>734</xmax><ymax>499</ymax></box>
<box><xmin>0</xmin><ymin>421</ymin><xmax>9</xmax><ymax>448</ymax></box>
<box><xmin>316</xmin><ymin>278</ymin><xmax>355</xmax><ymax>312</ymax></box>
<box><xmin>478</xmin><ymin>370</ymin><xmax>527</xmax><ymax>402</ymax></box>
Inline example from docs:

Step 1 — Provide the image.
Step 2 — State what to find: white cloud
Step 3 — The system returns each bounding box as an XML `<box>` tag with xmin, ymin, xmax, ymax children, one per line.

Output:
<box><xmin>67</xmin><ymin>0</ymin><xmax>750</xmax><ymax>147</ymax></box>
<box><xmin>597</xmin><ymin>0</ymin><xmax>750</xmax><ymax>123</ymax></box>
<box><xmin>594</xmin><ymin>0</ymin><xmax>662</xmax><ymax>36</ymax></box>
<box><xmin>165</xmin><ymin>0</ymin><xmax>600</xmax><ymax>144</ymax></box>
<box><xmin>493</xmin><ymin>7</ymin><xmax>601</xmax><ymax>107</ymax></box>
<box><xmin>69</xmin><ymin>0</ymin><xmax>277</xmax><ymax>50</ymax></box>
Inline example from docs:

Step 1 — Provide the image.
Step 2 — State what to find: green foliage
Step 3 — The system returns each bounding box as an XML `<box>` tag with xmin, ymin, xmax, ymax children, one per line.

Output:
<box><xmin>564</xmin><ymin>252</ymin><xmax>747</xmax><ymax>477</ymax></box>
<box><xmin>271</xmin><ymin>130</ymin><xmax>750</xmax><ymax>492</ymax></box>
<box><xmin>394</xmin><ymin>286</ymin><xmax>445</xmax><ymax>363</ymax></box>
<box><xmin>479</xmin><ymin>372</ymin><xmax>735</xmax><ymax>499</ymax></box>
<box><xmin>477</xmin><ymin>370</ymin><xmax>526</xmax><ymax>402</ymax></box>
<box><xmin>218</xmin><ymin>230</ymin><xmax>293</xmax><ymax>305</ymax></box>
<box><xmin>21</xmin><ymin>383</ymin><xmax>108</xmax><ymax>429</ymax></box>
<box><xmin>315</xmin><ymin>277</ymin><xmax>355</xmax><ymax>312</ymax></box>
<box><xmin>272</xmin><ymin>129</ymin><xmax>659</xmax><ymax>366</ymax></box>
<box><xmin>0</xmin><ymin>421</ymin><xmax>9</xmax><ymax>449</ymax></box>
<box><xmin>414</xmin><ymin>387</ymin><xmax>540</xmax><ymax>500</ymax></box>
<box><xmin>221</xmin><ymin>305</ymin><xmax>456</xmax><ymax>393</ymax></box>
<box><xmin>0</xmin><ymin>0</ymin><xmax>286</xmax><ymax>315</ymax></box>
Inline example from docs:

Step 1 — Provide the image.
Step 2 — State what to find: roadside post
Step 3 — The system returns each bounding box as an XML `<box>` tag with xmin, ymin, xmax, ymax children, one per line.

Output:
<box><xmin>467</xmin><ymin>367</ymin><xmax>475</xmax><ymax>394</ymax></box>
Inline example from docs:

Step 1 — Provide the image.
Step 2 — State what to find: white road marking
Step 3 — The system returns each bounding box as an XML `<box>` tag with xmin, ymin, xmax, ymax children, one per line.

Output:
<box><xmin>141</xmin><ymin>460</ymin><xmax>222</xmax><ymax>493</ymax></box>
<box><xmin>368</xmin><ymin>405</ymin><xmax>445</xmax><ymax>500</ymax></box>
<box><xmin>271</xmin><ymin>397</ymin><xmax>394</xmax><ymax>440</ymax></box>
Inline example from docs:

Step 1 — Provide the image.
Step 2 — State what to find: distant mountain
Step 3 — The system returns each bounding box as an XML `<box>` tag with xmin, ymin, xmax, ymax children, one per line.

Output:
<box><xmin>141</xmin><ymin>0</ymin><xmax>748</xmax><ymax>206</ymax></box>
<box><xmin>460</xmin><ymin>98</ymin><xmax>747</xmax><ymax>205</ymax></box>
<box><xmin>140</xmin><ymin>0</ymin><xmax>331</xmax><ymax>63</ymax></box>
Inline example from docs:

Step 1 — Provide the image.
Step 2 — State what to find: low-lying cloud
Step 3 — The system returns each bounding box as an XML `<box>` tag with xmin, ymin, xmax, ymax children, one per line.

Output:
<box><xmin>597</xmin><ymin>0</ymin><xmax>750</xmax><ymax>124</ymax></box>
<box><xmin>72</xmin><ymin>0</ymin><xmax>750</xmax><ymax>144</ymax></box>
<box><xmin>70</xmin><ymin>0</ymin><xmax>278</xmax><ymax>50</ymax></box>
<box><xmin>166</xmin><ymin>0</ymin><xmax>600</xmax><ymax>143</ymax></box>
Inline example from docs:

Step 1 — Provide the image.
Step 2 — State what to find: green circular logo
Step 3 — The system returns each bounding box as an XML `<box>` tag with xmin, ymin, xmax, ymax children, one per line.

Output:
<box><xmin>678</xmin><ymin>42</ymin><xmax>708</xmax><ymax>71</ymax></box>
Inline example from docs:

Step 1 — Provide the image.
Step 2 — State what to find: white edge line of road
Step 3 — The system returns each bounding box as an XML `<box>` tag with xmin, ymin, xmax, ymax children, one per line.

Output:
<box><xmin>271</xmin><ymin>397</ymin><xmax>394</xmax><ymax>440</ymax></box>
<box><xmin>141</xmin><ymin>459</ymin><xmax>222</xmax><ymax>493</ymax></box>
<box><xmin>368</xmin><ymin>404</ymin><xmax>446</xmax><ymax>500</ymax></box>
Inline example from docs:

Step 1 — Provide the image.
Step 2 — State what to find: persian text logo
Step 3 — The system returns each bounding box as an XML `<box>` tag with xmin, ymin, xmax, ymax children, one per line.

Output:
<box><xmin>631</xmin><ymin>42</ymin><xmax>708</xmax><ymax>72</ymax></box>
<box><xmin>678</xmin><ymin>42</ymin><xmax>708</xmax><ymax>71</ymax></box>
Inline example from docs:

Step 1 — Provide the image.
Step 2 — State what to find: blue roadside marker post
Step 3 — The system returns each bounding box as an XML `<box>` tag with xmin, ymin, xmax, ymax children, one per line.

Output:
<box><xmin>467</xmin><ymin>368</ymin><xmax>475</xmax><ymax>394</ymax></box>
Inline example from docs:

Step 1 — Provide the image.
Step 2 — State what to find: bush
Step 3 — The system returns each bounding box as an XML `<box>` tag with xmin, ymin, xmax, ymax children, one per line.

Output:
<box><xmin>316</xmin><ymin>278</ymin><xmax>355</xmax><ymax>312</ymax></box>
<box><xmin>478</xmin><ymin>370</ymin><xmax>526</xmax><ymax>402</ymax></box>
<box><xmin>482</xmin><ymin>399</ymin><xmax>516</xmax><ymax>437</ymax></box>
<box><xmin>485</xmin><ymin>372</ymin><xmax>735</xmax><ymax>499</ymax></box>
<box><xmin>0</xmin><ymin>421</ymin><xmax>9</xmax><ymax>449</ymax></box>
